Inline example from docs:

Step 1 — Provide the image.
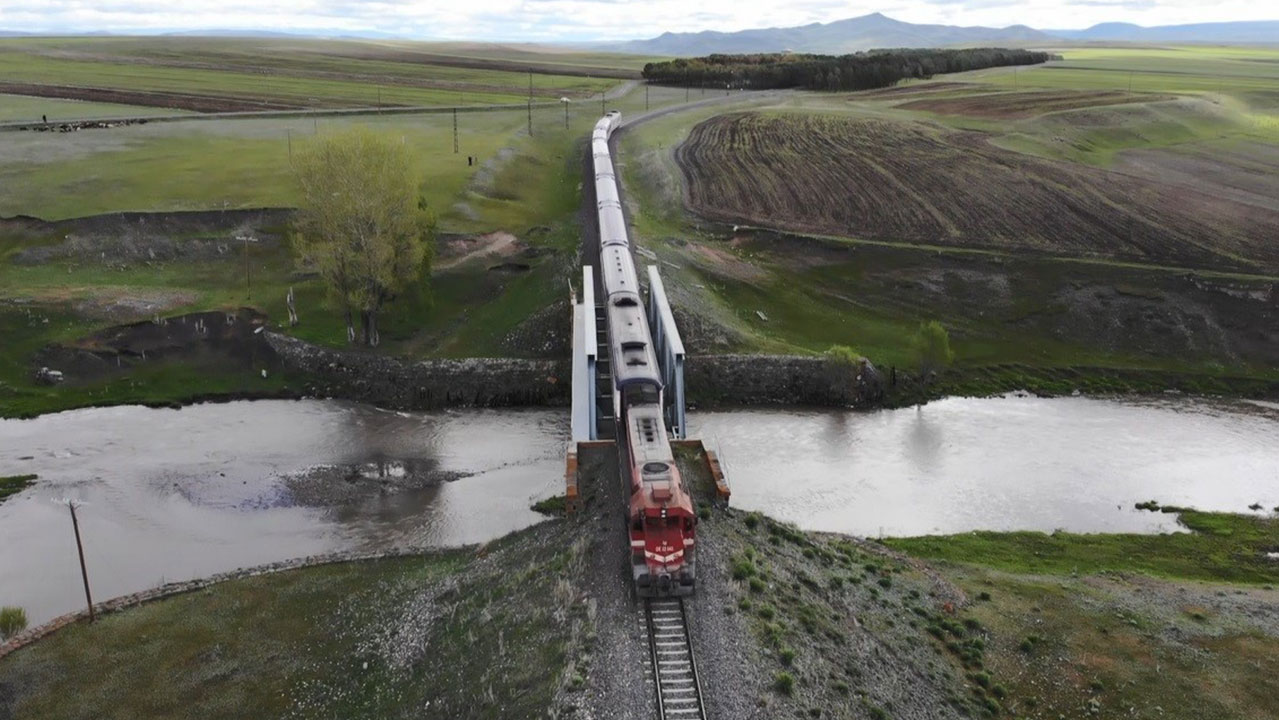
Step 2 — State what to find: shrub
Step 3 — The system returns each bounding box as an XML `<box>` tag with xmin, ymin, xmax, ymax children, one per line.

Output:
<box><xmin>731</xmin><ymin>556</ymin><xmax>757</xmax><ymax>581</ymax></box>
<box><xmin>749</xmin><ymin>577</ymin><xmax>767</xmax><ymax>594</ymax></box>
<box><xmin>744</xmin><ymin>513</ymin><xmax>760</xmax><ymax>529</ymax></box>
<box><xmin>0</xmin><ymin>606</ymin><xmax>27</xmax><ymax>640</ymax></box>
<box><xmin>757</xmin><ymin>604</ymin><xmax>776</xmax><ymax>620</ymax></box>
<box><xmin>977</xmin><ymin>591</ymin><xmax>991</xmax><ymax>601</ymax></box>
<box><xmin>779</xmin><ymin>647</ymin><xmax>796</xmax><ymax>666</ymax></box>
<box><xmin>877</xmin><ymin>576</ymin><xmax>892</xmax><ymax>589</ymax></box>
<box><xmin>774</xmin><ymin>672</ymin><xmax>795</xmax><ymax>695</ymax></box>
<box><xmin>913</xmin><ymin>320</ymin><xmax>955</xmax><ymax>375</ymax></box>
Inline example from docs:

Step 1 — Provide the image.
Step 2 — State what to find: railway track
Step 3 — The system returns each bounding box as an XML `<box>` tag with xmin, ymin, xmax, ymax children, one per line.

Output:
<box><xmin>643</xmin><ymin>598</ymin><xmax>707</xmax><ymax>720</ymax></box>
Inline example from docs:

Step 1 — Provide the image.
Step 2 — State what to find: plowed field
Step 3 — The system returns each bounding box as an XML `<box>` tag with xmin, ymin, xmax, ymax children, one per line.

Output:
<box><xmin>676</xmin><ymin>112</ymin><xmax>1279</xmax><ymax>272</ymax></box>
<box><xmin>900</xmin><ymin>89</ymin><xmax>1169</xmax><ymax>118</ymax></box>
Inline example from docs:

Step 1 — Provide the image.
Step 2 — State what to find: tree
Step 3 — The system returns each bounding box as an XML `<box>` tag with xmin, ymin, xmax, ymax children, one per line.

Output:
<box><xmin>913</xmin><ymin>320</ymin><xmax>955</xmax><ymax>376</ymax></box>
<box><xmin>0</xmin><ymin>606</ymin><xmax>26</xmax><ymax>640</ymax></box>
<box><xmin>292</xmin><ymin>128</ymin><xmax>435</xmax><ymax>347</ymax></box>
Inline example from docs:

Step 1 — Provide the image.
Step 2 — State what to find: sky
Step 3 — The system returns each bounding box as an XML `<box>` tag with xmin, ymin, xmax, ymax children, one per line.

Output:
<box><xmin>0</xmin><ymin>0</ymin><xmax>1274</xmax><ymax>41</ymax></box>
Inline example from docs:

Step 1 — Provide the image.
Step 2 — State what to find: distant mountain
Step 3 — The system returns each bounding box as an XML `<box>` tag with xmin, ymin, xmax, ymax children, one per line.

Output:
<box><xmin>608</xmin><ymin>13</ymin><xmax>1279</xmax><ymax>56</ymax></box>
<box><xmin>1045</xmin><ymin>20</ymin><xmax>1279</xmax><ymax>43</ymax></box>
<box><xmin>612</xmin><ymin>13</ymin><xmax>1055</xmax><ymax>55</ymax></box>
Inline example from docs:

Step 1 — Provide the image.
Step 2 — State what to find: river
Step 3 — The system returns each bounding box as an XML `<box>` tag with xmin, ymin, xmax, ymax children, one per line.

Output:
<box><xmin>2</xmin><ymin>395</ymin><xmax>1276</xmax><ymax>625</ymax></box>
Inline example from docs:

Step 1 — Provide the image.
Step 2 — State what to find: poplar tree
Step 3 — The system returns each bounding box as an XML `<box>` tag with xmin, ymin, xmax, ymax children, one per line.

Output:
<box><xmin>292</xmin><ymin>128</ymin><xmax>435</xmax><ymax>347</ymax></box>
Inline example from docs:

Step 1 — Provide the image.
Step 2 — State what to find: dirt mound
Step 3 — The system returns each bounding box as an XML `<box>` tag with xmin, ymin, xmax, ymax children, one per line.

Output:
<box><xmin>900</xmin><ymin>89</ymin><xmax>1171</xmax><ymax>118</ymax></box>
<box><xmin>0</xmin><ymin>208</ymin><xmax>293</xmax><ymax>237</ymax></box>
<box><xmin>676</xmin><ymin>112</ymin><xmax>1279</xmax><ymax>272</ymax></box>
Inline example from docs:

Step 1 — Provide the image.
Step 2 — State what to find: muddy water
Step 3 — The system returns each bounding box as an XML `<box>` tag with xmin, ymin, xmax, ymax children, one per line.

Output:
<box><xmin>691</xmin><ymin>395</ymin><xmax>1279</xmax><ymax>538</ymax></box>
<box><xmin>0</xmin><ymin>401</ymin><xmax>565</xmax><ymax>625</ymax></box>
<box><xmin>3</xmin><ymin>395</ymin><xmax>1277</xmax><ymax>626</ymax></box>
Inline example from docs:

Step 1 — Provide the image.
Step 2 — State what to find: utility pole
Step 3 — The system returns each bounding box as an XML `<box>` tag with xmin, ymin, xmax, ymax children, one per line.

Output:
<box><xmin>453</xmin><ymin>107</ymin><xmax>459</xmax><ymax>153</ymax></box>
<box><xmin>286</xmin><ymin>128</ymin><xmax>292</xmax><ymax>163</ymax></box>
<box><xmin>63</xmin><ymin>500</ymin><xmax>95</xmax><ymax>622</ymax></box>
<box><xmin>562</xmin><ymin>98</ymin><xmax>569</xmax><ymax>129</ymax></box>
<box><xmin>527</xmin><ymin>99</ymin><xmax>532</xmax><ymax>135</ymax></box>
<box><xmin>242</xmin><ymin>234</ymin><xmax>252</xmax><ymax>300</ymax></box>
<box><xmin>1013</xmin><ymin>66</ymin><xmax>1018</xmax><ymax>90</ymax></box>
<box><xmin>313</xmin><ymin>116</ymin><xmax>317</xmax><ymax>135</ymax></box>
<box><xmin>377</xmin><ymin>87</ymin><xmax>382</xmax><ymax>113</ymax></box>
<box><xmin>601</xmin><ymin>91</ymin><xmax>605</xmax><ymax>116</ymax></box>
<box><xmin>528</xmin><ymin>69</ymin><xmax>533</xmax><ymax>99</ymax></box>
<box><xmin>645</xmin><ymin>84</ymin><xmax>649</xmax><ymax>111</ymax></box>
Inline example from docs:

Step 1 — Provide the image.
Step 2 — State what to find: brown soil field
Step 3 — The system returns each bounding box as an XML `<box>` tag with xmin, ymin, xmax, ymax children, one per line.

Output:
<box><xmin>900</xmin><ymin>89</ymin><xmax>1170</xmax><ymax>118</ymax></box>
<box><xmin>853</xmin><ymin>81</ymin><xmax>979</xmax><ymax>98</ymax></box>
<box><xmin>676</xmin><ymin>112</ymin><xmax>1279</xmax><ymax>272</ymax></box>
<box><xmin>0</xmin><ymin>82</ymin><xmax>305</xmax><ymax>113</ymax></box>
<box><xmin>1112</xmin><ymin>142</ymin><xmax>1279</xmax><ymax>213</ymax></box>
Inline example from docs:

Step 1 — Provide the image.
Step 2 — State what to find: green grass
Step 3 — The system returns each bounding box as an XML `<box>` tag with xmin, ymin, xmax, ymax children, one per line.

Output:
<box><xmin>0</xmin><ymin>474</ymin><xmax>37</xmax><ymax>504</ymax></box>
<box><xmin>0</xmin><ymin>80</ymin><xmax>710</xmax><ymax>417</ymax></box>
<box><xmin>886</xmin><ymin>509</ymin><xmax>1279</xmax><ymax>585</ymax></box>
<box><xmin>0</xmin><ymin>522</ymin><xmax>596</xmax><ymax>720</ymax></box>
<box><xmin>0</xmin><ymin>37</ymin><xmax>621</xmax><ymax>109</ymax></box>
<box><xmin>0</xmin><ymin>112</ymin><xmax>524</xmax><ymax>221</ymax></box>
<box><xmin>0</xmin><ymin>93</ymin><xmax>196</xmax><ymax>122</ymax></box>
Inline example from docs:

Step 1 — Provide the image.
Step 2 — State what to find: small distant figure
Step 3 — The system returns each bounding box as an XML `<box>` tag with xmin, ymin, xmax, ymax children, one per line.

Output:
<box><xmin>467</xmin><ymin>155</ymin><xmax>473</xmax><ymax>167</ymax></box>
<box><xmin>42</xmin><ymin>114</ymin><xmax>47</xmax><ymax>124</ymax></box>
<box><xmin>890</xmin><ymin>366</ymin><xmax>897</xmax><ymax>387</ymax></box>
<box><xmin>286</xmin><ymin>286</ymin><xmax>299</xmax><ymax>326</ymax></box>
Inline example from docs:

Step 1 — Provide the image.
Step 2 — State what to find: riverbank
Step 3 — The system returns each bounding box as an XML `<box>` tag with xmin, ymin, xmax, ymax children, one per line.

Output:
<box><xmin>6</xmin><ymin>313</ymin><xmax>1276</xmax><ymax>420</ymax></box>
<box><xmin>2</xmin><ymin>501</ymin><xmax>1275</xmax><ymax>720</ymax></box>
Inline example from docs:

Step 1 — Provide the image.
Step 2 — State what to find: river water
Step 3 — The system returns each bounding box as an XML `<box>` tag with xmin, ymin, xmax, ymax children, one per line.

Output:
<box><xmin>689</xmin><ymin>395</ymin><xmax>1279</xmax><ymax>537</ymax></box>
<box><xmin>2</xmin><ymin>395</ymin><xmax>1276</xmax><ymax>625</ymax></box>
<box><xmin>0</xmin><ymin>401</ymin><xmax>566</xmax><ymax>625</ymax></box>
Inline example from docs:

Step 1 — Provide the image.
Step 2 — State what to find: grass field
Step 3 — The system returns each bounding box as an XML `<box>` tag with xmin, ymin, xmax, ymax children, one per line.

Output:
<box><xmin>0</xmin><ymin>79</ymin><xmax>702</xmax><ymax>416</ymax></box>
<box><xmin>0</xmin><ymin>37</ymin><xmax>636</xmax><ymax>112</ymax></box>
<box><xmin>0</xmin><ymin>522</ymin><xmax>596</xmax><ymax>720</ymax></box>
<box><xmin>0</xmin><ymin>93</ymin><xmax>197</xmax><ymax>122</ymax></box>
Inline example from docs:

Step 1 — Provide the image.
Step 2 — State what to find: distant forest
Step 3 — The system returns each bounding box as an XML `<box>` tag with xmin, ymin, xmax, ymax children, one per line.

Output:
<box><xmin>642</xmin><ymin>49</ymin><xmax>1054</xmax><ymax>91</ymax></box>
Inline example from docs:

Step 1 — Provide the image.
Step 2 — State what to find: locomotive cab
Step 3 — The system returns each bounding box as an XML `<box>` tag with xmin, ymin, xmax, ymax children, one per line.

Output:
<box><xmin>625</xmin><ymin>402</ymin><xmax>696</xmax><ymax>596</ymax></box>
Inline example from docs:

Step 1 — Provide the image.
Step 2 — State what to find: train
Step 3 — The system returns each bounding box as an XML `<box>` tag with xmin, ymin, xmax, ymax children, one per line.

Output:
<box><xmin>593</xmin><ymin>111</ymin><xmax>697</xmax><ymax>597</ymax></box>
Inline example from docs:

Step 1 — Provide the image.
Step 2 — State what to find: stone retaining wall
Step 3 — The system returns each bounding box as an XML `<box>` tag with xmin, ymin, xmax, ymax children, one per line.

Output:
<box><xmin>267</xmin><ymin>332</ymin><xmax>880</xmax><ymax>410</ymax></box>
<box><xmin>267</xmin><ymin>332</ymin><xmax>570</xmax><ymax>410</ymax></box>
<box><xmin>0</xmin><ymin>548</ymin><xmax>429</xmax><ymax>661</ymax></box>
<box><xmin>686</xmin><ymin>354</ymin><xmax>884</xmax><ymax>407</ymax></box>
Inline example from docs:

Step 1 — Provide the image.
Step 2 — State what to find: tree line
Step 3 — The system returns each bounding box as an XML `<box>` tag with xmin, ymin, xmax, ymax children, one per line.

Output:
<box><xmin>642</xmin><ymin>48</ymin><xmax>1054</xmax><ymax>92</ymax></box>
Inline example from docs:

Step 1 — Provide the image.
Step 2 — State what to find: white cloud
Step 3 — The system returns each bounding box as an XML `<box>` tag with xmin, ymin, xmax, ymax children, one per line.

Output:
<box><xmin>0</xmin><ymin>0</ymin><xmax>1272</xmax><ymax>39</ymax></box>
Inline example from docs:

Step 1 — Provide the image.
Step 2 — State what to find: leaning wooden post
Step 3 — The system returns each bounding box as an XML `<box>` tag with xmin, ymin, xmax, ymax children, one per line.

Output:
<box><xmin>67</xmin><ymin>501</ymin><xmax>94</xmax><ymax>623</ymax></box>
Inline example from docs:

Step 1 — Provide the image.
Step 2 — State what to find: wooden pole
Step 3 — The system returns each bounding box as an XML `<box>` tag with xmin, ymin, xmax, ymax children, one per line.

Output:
<box><xmin>68</xmin><ymin>502</ymin><xmax>94</xmax><ymax>623</ymax></box>
<box><xmin>453</xmin><ymin>107</ymin><xmax>459</xmax><ymax>153</ymax></box>
<box><xmin>527</xmin><ymin>100</ymin><xmax>532</xmax><ymax>135</ymax></box>
<box><xmin>244</xmin><ymin>235</ymin><xmax>251</xmax><ymax>300</ymax></box>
